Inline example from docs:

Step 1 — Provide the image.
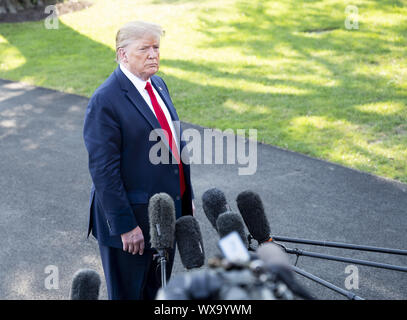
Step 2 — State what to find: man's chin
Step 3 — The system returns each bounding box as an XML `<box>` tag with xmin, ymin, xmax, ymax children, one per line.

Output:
<box><xmin>147</xmin><ymin>67</ymin><xmax>159</xmax><ymax>77</ymax></box>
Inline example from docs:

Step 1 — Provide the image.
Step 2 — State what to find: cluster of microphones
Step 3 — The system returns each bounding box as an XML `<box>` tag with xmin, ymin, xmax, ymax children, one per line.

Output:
<box><xmin>155</xmin><ymin>188</ymin><xmax>313</xmax><ymax>300</ymax></box>
<box><xmin>70</xmin><ymin>188</ymin><xmax>311</xmax><ymax>300</ymax></box>
<box><xmin>71</xmin><ymin>188</ymin><xmax>407</xmax><ymax>300</ymax></box>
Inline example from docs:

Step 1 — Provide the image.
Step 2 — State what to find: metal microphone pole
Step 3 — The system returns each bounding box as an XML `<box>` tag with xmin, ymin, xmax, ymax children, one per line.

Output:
<box><xmin>272</xmin><ymin>236</ymin><xmax>407</xmax><ymax>256</ymax></box>
<box><xmin>157</xmin><ymin>250</ymin><xmax>167</xmax><ymax>288</ymax></box>
<box><xmin>280</xmin><ymin>245</ymin><xmax>407</xmax><ymax>272</ymax></box>
<box><xmin>289</xmin><ymin>265</ymin><xmax>364</xmax><ymax>300</ymax></box>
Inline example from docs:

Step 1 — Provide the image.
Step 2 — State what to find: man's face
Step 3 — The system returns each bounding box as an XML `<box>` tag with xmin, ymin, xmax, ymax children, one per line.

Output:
<box><xmin>122</xmin><ymin>34</ymin><xmax>160</xmax><ymax>81</ymax></box>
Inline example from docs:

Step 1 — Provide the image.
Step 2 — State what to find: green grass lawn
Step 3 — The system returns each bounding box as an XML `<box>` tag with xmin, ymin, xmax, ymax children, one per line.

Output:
<box><xmin>0</xmin><ymin>0</ymin><xmax>406</xmax><ymax>182</ymax></box>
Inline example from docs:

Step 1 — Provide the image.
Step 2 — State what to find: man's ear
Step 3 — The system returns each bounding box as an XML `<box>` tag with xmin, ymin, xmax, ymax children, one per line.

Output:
<box><xmin>118</xmin><ymin>48</ymin><xmax>127</xmax><ymax>62</ymax></box>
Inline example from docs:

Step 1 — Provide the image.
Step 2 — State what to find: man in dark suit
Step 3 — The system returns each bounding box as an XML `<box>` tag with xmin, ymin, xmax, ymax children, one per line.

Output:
<box><xmin>83</xmin><ymin>21</ymin><xmax>194</xmax><ymax>300</ymax></box>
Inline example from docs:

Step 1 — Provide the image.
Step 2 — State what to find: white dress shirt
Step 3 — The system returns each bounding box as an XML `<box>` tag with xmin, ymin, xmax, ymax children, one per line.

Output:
<box><xmin>120</xmin><ymin>63</ymin><xmax>179</xmax><ymax>150</ymax></box>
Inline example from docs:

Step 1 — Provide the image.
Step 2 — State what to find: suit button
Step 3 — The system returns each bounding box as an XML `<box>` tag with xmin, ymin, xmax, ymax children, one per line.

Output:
<box><xmin>176</xmin><ymin>195</ymin><xmax>180</xmax><ymax>201</ymax></box>
<box><xmin>174</xmin><ymin>169</ymin><xmax>178</xmax><ymax>174</ymax></box>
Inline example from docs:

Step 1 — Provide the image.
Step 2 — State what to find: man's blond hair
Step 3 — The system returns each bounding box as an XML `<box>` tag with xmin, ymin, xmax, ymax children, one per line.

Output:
<box><xmin>115</xmin><ymin>21</ymin><xmax>164</xmax><ymax>62</ymax></box>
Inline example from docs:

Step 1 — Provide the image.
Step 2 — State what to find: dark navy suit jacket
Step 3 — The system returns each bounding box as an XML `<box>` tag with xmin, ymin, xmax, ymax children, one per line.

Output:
<box><xmin>83</xmin><ymin>66</ymin><xmax>194</xmax><ymax>249</ymax></box>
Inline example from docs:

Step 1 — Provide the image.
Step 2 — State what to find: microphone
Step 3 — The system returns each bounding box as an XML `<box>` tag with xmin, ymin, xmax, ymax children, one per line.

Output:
<box><xmin>148</xmin><ymin>193</ymin><xmax>176</xmax><ymax>251</ymax></box>
<box><xmin>256</xmin><ymin>242</ymin><xmax>290</xmax><ymax>267</ymax></box>
<box><xmin>202</xmin><ymin>188</ymin><xmax>228</xmax><ymax>231</ymax></box>
<box><xmin>175</xmin><ymin>216</ymin><xmax>205</xmax><ymax>269</ymax></box>
<box><xmin>148</xmin><ymin>192</ymin><xmax>176</xmax><ymax>288</ymax></box>
<box><xmin>70</xmin><ymin>269</ymin><xmax>101</xmax><ymax>300</ymax></box>
<box><xmin>257</xmin><ymin>243</ymin><xmax>314</xmax><ymax>300</ymax></box>
<box><xmin>156</xmin><ymin>269</ymin><xmax>223</xmax><ymax>300</ymax></box>
<box><xmin>236</xmin><ymin>190</ymin><xmax>271</xmax><ymax>244</ymax></box>
<box><xmin>216</xmin><ymin>211</ymin><xmax>249</xmax><ymax>248</ymax></box>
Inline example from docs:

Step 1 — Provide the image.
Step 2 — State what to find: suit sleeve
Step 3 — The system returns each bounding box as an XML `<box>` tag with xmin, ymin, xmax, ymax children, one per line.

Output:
<box><xmin>83</xmin><ymin>93</ymin><xmax>138</xmax><ymax>236</ymax></box>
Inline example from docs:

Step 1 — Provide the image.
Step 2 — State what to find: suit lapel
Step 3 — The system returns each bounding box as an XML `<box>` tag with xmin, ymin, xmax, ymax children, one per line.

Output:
<box><xmin>114</xmin><ymin>68</ymin><xmax>160</xmax><ymax>132</ymax></box>
<box><xmin>151</xmin><ymin>76</ymin><xmax>183</xmax><ymax>153</ymax></box>
<box><xmin>151</xmin><ymin>77</ymin><xmax>179</xmax><ymax>122</ymax></box>
<box><xmin>114</xmin><ymin>67</ymin><xmax>177</xmax><ymax>157</ymax></box>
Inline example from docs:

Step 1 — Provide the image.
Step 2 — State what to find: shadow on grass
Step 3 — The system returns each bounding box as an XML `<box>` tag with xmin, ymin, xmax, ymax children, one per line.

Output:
<box><xmin>0</xmin><ymin>20</ymin><xmax>116</xmax><ymax>96</ymax></box>
<box><xmin>162</xmin><ymin>0</ymin><xmax>406</xmax><ymax>180</ymax></box>
<box><xmin>159</xmin><ymin>57</ymin><xmax>406</xmax><ymax>179</ymax></box>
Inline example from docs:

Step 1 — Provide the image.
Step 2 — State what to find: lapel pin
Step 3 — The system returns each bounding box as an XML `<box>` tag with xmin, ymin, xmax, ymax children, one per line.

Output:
<box><xmin>159</xmin><ymin>86</ymin><xmax>163</xmax><ymax>91</ymax></box>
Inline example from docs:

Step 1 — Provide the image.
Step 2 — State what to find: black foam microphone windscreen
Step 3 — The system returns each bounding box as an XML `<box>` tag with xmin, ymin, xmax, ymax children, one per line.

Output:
<box><xmin>70</xmin><ymin>269</ymin><xmax>101</xmax><ymax>300</ymax></box>
<box><xmin>202</xmin><ymin>188</ymin><xmax>228</xmax><ymax>231</ymax></box>
<box><xmin>148</xmin><ymin>193</ymin><xmax>176</xmax><ymax>251</ymax></box>
<box><xmin>216</xmin><ymin>211</ymin><xmax>249</xmax><ymax>248</ymax></box>
<box><xmin>175</xmin><ymin>216</ymin><xmax>205</xmax><ymax>269</ymax></box>
<box><xmin>236</xmin><ymin>190</ymin><xmax>271</xmax><ymax>243</ymax></box>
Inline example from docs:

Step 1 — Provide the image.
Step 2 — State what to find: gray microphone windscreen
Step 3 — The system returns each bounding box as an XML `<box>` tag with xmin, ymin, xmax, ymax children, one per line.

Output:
<box><xmin>202</xmin><ymin>188</ymin><xmax>228</xmax><ymax>231</ymax></box>
<box><xmin>256</xmin><ymin>243</ymin><xmax>290</xmax><ymax>267</ymax></box>
<box><xmin>148</xmin><ymin>193</ymin><xmax>176</xmax><ymax>250</ymax></box>
<box><xmin>257</xmin><ymin>243</ymin><xmax>315</xmax><ymax>300</ymax></box>
<box><xmin>70</xmin><ymin>269</ymin><xmax>101</xmax><ymax>300</ymax></box>
<box><xmin>216</xmin><ymin>211</ymin><xmax>249</xmax><ymax>248</ymax></box>
<box><xmin>236</xmin><ymin>190</ymin><xmax>271</xmax><ymax>243</ymax></box>
<box><xmin>175</xmin><ymin>216</ymin><xmax>205</xmax><ymax>269</ymax></box>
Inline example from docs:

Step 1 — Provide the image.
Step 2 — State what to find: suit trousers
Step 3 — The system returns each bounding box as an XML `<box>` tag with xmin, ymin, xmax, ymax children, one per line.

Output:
<box><xmin>98</xmin><ymin>243</ymin><xmax>176</xmax><ymax>300</ymax></box>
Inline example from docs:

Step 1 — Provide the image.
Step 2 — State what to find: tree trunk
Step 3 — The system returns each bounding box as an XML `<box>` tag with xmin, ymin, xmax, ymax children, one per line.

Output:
<box><xmin>0</xmin><ymin>0</ymin><xmax>7</xmax><ymax>14</ymax></box>
<box><xmin>21</xmin><ymin>0</ymin><xmax>34</xmax><ymax>9</ymax></box>
<box><xmin>4</xmin><ymin>0</ymin><xmax>17</xmax><ymax>13</ymax></box>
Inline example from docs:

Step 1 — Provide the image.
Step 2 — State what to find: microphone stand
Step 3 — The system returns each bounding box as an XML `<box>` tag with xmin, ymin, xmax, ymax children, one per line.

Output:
<box><xmin>155</xmin><ymin>249</ymin><xmax>168</xmax><ymax>288</ymax></box>
<box><xmin>272</xmin><ymin>235</ymin><xmax>407</xmax><ymax>256</ymax></box>
<box><xmin>275</xmin><ymin>242</ymin><xmax>407</xmax><ymax>273</ymax></box>
<box><xmin>289</xmin><ymin>265</ymin><xmax>364</xmax><ymax>300</ymax></box>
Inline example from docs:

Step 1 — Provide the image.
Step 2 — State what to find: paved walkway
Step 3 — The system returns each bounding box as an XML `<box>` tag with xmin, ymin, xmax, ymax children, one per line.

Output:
<box><xmin>0</xmin><ymin>79</ymin><xmax>406</xmax><ymax>299</ymax></box>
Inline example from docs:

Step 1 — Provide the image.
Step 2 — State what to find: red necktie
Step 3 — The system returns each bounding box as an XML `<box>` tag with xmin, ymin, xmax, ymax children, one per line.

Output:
<box><xmin>145</xmin><ymin>82</ymin><xmax>185</xmax><ymax>197</ymax></box>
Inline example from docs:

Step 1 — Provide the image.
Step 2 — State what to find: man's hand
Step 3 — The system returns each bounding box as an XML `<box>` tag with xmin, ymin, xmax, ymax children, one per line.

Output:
<box><xmin>121</xmin><ymin>226</ymin><xmax>144</xmax><ymax>255</ymax></box>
